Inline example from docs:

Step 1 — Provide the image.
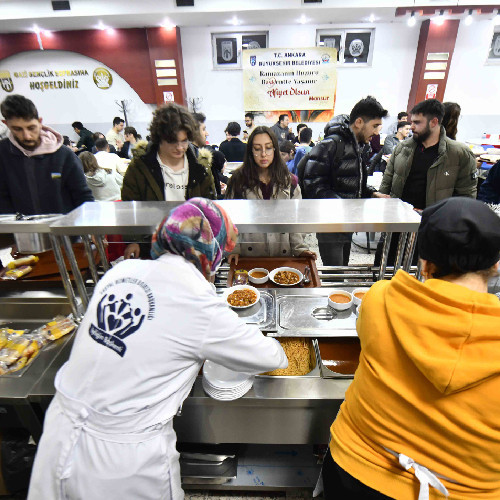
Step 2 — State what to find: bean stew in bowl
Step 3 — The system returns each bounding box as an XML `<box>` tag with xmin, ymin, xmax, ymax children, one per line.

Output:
<box><xmin>269</xmin><ymin>267</ymin><xmax>303</xmax><ymax>286</ymax></box>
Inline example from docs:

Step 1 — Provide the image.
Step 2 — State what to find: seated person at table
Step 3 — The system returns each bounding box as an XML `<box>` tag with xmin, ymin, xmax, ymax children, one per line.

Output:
<box><xmin>477</xmin><ymin>160</ymin><xmax>500</xmax><ymax>205</ymax></box>
<box><xmin>121</xmin><ymin>103</ymin><xmax>216</xmax><ymax>259</ymax></box>
<box><xmin>225</xmin><ymin>126</ymin><xmax>315</xmax><ymax>263</ymax></box>
<box><xmin>321</xmin><ymin>197</ymin><xmax>500</xmax><ymax>500</ymax></box>
<box><xmin>80</xmin><ymin>151</ymin><xmax>121</xmax><ymax>201</ymax></box>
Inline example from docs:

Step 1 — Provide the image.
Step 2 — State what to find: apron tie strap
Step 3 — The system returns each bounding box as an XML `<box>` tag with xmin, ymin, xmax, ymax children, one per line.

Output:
<box><xmin>385</xmin><ymin>448</ymin><xmax>449</xmax><ymax>500</ymax></box>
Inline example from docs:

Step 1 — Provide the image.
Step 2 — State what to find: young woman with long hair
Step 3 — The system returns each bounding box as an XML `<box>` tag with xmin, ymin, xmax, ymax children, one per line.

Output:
<box><xmin>80</xmin><ymin>151</ymin><xmax>121</xmax><ymax>201</ymax></box>
<box><xmin>225</xmin><ymin>126</ymin><xmax>315</xmax><ymax>262</ymax></box>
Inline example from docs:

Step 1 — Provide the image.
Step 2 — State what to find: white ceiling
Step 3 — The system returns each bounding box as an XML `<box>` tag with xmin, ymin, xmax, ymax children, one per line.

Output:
<box><xmin>0</xmin><ymin>0</ymin><xmax>499</xmax><ymax>33</ymax></box>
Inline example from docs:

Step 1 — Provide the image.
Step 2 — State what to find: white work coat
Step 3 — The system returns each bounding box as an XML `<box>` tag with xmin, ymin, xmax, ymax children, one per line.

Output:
<box><xmin>28</xmin><ymin>254</ymin><xmax>287</xmax><ymax>500</ymax></box>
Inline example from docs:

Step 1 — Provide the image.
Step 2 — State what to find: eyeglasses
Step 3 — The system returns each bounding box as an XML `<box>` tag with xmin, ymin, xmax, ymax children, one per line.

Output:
<box><xmin>252</xmin><ymin>146</ymin><xmax>274</xmax><ymax>156</ymax></box>
<box><xmin>167</xmin><ymin>139</ymin><xmax>189</xmax><ymax>148</ymax></box>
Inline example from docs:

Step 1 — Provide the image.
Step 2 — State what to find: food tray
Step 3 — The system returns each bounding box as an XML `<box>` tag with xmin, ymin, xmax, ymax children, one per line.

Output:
<box><xmin>271</xmin><ymin>294</ymin><xmax>358</xmax><ymax>338</ymax></box>
<box><xmin>257</xmin><ymin>338</ymin><xmax>319</xmax><ymax>378</ymax></box>
<box><xmin>221</xmin><ymin>290</ymin><xmax>276</xmax><ymax>332</ymax></box>
<box><xmin>316</xmin><ymin>338</ymin><xmax>361</xmax><ymax>379</ymax></box>
<box><xmin>0</xmin><ymin>243</ymin><xmax>99</xmax><ymax>281</ymax></box>
<box><xmin>227</xmin><ymin>256</ymin><xmax>320</xmax><ymax>288</ymax></box>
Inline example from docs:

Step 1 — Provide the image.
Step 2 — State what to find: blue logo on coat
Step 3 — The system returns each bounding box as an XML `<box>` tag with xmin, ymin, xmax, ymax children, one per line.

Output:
<box><xmin>89</xmin><ymin>292</ymin><xmax>146</xmax><ymax>357</ymax></box>
<box><xmin>250</xmin><ymin>55</ymin><xmax>256</xmax><ymax>66</ymax></box>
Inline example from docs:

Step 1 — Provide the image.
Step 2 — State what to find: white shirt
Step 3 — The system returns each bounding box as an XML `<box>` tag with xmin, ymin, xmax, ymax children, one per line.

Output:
<box><xmin>85</xmin><ymin>169</ymin><xmax>121</xmax><ymax>201</ymax></box>
<box><xmin>105</xmin><ymin>128</ymin><xmax>125</xmax><ymax>148</ymax></box>
<box><xmin>157</xmin><ymin>153</ymin><xmax>189</xmax><ymax>201</ymax></box>
<box><xmin>94</xmin><ymin>151</ymin><xmax>124</xmax><ymax>187</ymax></box>
<box><xmin>57</xmin><ymin>255</ymin><xmax>287</xmax><ymax>419</ymax></box>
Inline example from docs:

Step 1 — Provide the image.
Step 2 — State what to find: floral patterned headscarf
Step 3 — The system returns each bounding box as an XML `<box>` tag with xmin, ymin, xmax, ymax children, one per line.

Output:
<box><xmin>150</xmin><ymin>198</ymin><xmax>238</xmax><ymax>279</ymax></box>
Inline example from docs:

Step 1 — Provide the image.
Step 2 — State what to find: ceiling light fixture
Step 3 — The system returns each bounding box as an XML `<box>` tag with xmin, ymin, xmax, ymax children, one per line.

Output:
<box><xmin>32</xmin><ymin>24</ymin><xmax>40</xmax><ymax>34</ymax></box>
<box><xmin>433</xmin><ymin>9</ymin><xmax>445</xmax><ymax>26</ymax></box>
<box><xmin>407</xmin><ymin>11</ymin><xmax>416</xmax><ymax>27</ymax></box>
<box><xmin>299</xmin><ymin>14</ymin><xmax>307</xmax><ymax>24</ymax></box>
<box><xmin>464</xmin><ymin>9</ymin><xmax>473</xmax><ymax>26</ymax></box>
<box><xmin>97</xmin><ymin>21</ymin><xmax>106</xmax><ymax>31</ymax></box>
<box><xmin>42</xmin><ymin>30</ymin><xmax>53</xmax><ymax>37</ymax></box>
<box><xmin>106</xmin><ymin>27</ymin><xmax>116</xmax><ymax>35</ymax></box>
<box><xmin>368</xmin><ymin>14</ymin><xmax>376</xmax><ymax>23</ymax></box>
<box><xmin>229</xmin><ymin>16</ymin><xmax>240</xmax><ymax>26</ymax></box>
<box><xmin>162</xmin><ymin>18</ymin><xmax>176</xmax><ymax>30</ymax></box>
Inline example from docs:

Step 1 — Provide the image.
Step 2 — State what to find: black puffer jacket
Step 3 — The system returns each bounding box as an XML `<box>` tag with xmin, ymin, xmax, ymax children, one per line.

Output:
<box><xmin>302</xmin><ymin>114</ymin><xmax>374</xmax><ymax>199</ymax></box>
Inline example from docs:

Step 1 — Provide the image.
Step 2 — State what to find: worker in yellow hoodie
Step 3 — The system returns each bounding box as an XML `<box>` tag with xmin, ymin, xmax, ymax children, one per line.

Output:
<box><xmin>321</xmin><ymin>197</ymin><xmax>500</xmax><ymax>500</ymax></box>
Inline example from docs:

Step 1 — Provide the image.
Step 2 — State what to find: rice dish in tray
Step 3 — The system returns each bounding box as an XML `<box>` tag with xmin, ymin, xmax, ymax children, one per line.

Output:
<box><xmin>262</xmin><ymin>338</ymin><xmax>313</xmax><ymax>376</ymax></box>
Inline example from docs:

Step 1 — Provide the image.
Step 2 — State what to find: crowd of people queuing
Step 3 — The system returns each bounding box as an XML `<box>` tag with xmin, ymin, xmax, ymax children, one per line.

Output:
<box><xmin>1</xmin><ymin>92</ymin><xmax>500</xmax><ymax>500</ymax></box>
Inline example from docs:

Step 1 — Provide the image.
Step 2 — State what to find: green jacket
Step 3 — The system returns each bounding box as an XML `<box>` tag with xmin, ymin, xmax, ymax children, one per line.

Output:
<box><xmin>121</xmin><ymin>143</ymin><xmax>216</xmax><ymax>202</ymax></box>
<box><xmin>379</xmin><ymin>127</ymin><xmax>477</xmax><ymax>207</ymax></box>
<box><xmin>121</xmin><ymin>143</ymin><xmax>216</xmax><ymax>253</ymax></box>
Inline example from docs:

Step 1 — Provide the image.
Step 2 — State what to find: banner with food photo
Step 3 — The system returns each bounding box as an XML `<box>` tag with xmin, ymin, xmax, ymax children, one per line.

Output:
<box><xmin>242</xmin><ymin>47</ymin><xmax>337</xmax><ymax>112</ymax></box>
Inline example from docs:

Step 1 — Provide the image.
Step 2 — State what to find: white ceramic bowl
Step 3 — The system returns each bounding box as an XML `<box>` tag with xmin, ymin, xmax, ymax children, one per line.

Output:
<box><xmin>248</xmin><ymin>268</ymin><xmax>269</xmax><ymax>284</ymax></box>
<box><xmin>328</xmin><ymin>290</ymin><xmax>353</xmax><ymax>311</ymax></box>
<box><xmin>352</xmin><ymin>287</ymin><xmax>370</xmax><ymax>306</ymax></box>
<box><xmin>222</xmin><ymin>285</ymin><xmax>260</xmax><ymax>309</ymax></box>
<box><xmin>268</xmin><ymin>267</ymin><xmax>303</xmax><ymax>287</ymax></box>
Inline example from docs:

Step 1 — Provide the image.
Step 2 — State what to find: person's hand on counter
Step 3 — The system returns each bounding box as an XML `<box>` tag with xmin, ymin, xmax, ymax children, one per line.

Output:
<box><xmin>372</xmin><ymin>192</ymin><xmax>390</xmax><ymax>199</ymax></box>
<box><xmin>227</xmin><ymin>253</ymin><xmax>239</xmax><ymax>265</ymax></box>
<box><xmin>124</xmin><ymin>243</ymin><xmax>140</xmax><ymax>259</ymax></box>
<box><xmin>299</xmin><ymin>250</ymin><xmax>317</xmax><ymax>259</ymax></box>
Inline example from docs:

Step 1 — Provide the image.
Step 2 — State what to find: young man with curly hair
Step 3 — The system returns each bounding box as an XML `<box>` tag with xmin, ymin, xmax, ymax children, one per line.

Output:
<box><xmin>121</xmin><ymin>103</ymin><xmax>216</xmax><ymax>259</ymax></box>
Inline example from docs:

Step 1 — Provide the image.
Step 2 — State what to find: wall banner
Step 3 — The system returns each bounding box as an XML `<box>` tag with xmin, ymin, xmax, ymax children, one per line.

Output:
<box><xmin>242</xmin><ymin>47</ymin><xmax>337</xmax><ymax>112</ymax></box>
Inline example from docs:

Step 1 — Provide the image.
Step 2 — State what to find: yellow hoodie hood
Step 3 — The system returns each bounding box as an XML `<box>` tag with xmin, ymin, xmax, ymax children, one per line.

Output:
<box><xmin>385</xmin><ymin>270</ymin><xmax>500</xmax><ymax>395</ymax></box>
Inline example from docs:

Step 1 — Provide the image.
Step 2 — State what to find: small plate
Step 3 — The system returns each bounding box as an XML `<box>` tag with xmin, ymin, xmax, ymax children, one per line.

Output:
<box><xmin>269</xmin><ymin>267</ymin><xmax>303</xmax><ymax>287</ymax></box>
<box><xmin>222</xmin><ymin>285</ymin><xmax>261</xmax><ymax>309</ymax></box>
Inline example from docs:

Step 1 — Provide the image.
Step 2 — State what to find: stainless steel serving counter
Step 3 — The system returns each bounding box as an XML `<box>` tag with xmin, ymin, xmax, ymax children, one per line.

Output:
<box><xmin>27</xmin><ymin>287</ymin><xmax>358</xmax><ymax>445</ymax></box>
<box><xmin>0</xmin><ymin>292</ymin><xmax>76</xmax><ymax>441</ymax></box>
<box><xmin>49</xmin><ymin>199</ymin><xmax>421</xmax><ymax>235</ymax></box>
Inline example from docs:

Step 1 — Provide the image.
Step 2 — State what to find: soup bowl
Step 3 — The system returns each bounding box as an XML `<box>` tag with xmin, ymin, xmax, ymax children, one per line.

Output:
<box><xmin>328</xmin><ymin>290</ymin><xmax>353</xmax><ymax>311</ymax></box>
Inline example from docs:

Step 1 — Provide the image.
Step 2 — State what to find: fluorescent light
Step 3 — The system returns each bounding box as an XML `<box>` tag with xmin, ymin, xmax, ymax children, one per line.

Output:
<box><xmin>464</xmin><ymin>9</ymin><xmax>473</xmax><ymax>26</ymax></box>
<box><xmin>433</xmin><ymin>10</ymin><xmax>445</xmax><ymax>26</ymax></box>
<box><xmin>162</xmin><ymin>18</ymin><xmax>176</xmax><ymax>30</ymax></box>
<box><xmin>407</xmin><ymin>12</ymin><xmax>416</xmax><ymax>27</ymax></box>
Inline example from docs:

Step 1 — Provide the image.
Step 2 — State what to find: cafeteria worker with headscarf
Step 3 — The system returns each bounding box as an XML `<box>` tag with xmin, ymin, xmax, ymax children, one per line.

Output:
<box><xmin>28</xmin><ymin>198</ymin><xmax>287</xmax><ymax>500</ymax></box>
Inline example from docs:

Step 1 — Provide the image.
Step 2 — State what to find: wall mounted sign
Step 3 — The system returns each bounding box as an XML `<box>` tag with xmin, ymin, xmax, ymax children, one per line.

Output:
<box><xmin>316</xmin><ymin>28</ymin><xmax>375</xmax><ymax>66</ymax></box>
<box><xmin>487</xmin><ymin>27</ymin><xmax>500</xmax><ymax>64</ymax></box>
<box><xmin>425</xmin><ymin>84</ymin><xmax>438</xmax><ymax>100</ymax></box>
<box><xmin>211</xmin><ymin>31</ymin><xmax>268</xmax><ymax>70</ymax></box>
<box><xmin>0</xmin><ymin>50</ymin><xmax>153</xmax><ymax>126</ymax></box>
<box><xmin>242</xmin><ymin>47</ymin><xmax>337</xmax><ymax>112</ymax></box>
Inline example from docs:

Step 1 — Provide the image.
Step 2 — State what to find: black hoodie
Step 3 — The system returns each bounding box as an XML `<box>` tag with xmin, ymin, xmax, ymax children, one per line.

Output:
<box><xmin>302</xmin><ymin>114</ymin><xmax>373</xmax><ymax>199</ymax></box>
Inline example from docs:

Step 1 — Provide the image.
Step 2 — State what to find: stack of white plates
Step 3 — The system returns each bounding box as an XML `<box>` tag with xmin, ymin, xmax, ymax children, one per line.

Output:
<box><xmin>202</xmin><ymin>361</ymin><xmax>254</xmax><ymax>401</ymax></box>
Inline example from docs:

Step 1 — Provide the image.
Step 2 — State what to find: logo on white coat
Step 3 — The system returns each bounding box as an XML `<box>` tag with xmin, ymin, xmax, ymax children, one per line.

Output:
<box><xmin>89</xmin><ymin>278</ymin><xmax>155</xmax><ymax>357</ymax></box>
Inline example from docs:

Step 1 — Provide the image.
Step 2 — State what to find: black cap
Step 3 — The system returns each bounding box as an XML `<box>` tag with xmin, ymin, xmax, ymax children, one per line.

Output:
<box><xmin>418</xmin><ymin>198</ymin><xmax>500</xmax><ymax>274</ymax></box>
